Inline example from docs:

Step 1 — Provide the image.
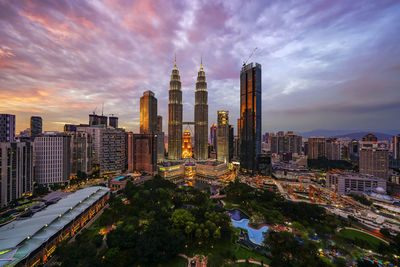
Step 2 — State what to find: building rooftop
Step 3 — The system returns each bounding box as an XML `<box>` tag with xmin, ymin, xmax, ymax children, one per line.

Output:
<box><xmin>0</xmin><ymin>186</ymin><xmax>109</xmax><ymax>267</ymax></box>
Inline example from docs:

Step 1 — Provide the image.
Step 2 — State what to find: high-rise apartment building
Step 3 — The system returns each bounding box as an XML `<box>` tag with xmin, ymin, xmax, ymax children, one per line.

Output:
<box><xmin>132</xmin><ymin>133</ymin><xmax>157</xmax><ymax>174</ymax></box>
<box><xmin>307</xmin><ymin>137</ymin><xmax>326</xmax><ymax>159</ymax></box>
<box><xmin>194</xmin><ymin>61</ymin><xmax>208</xmax><ymax>160</ymax></box>
<box><xmin>359</xmin><ymin>134</ymin><xmax>389</xmax><ymax>180</ymax></box>
<box><xmin>210</xmin><ymin>124</ymin><xmax>217</xmax><ymax>152</ymax></box>
<box><xmin>140</xmin><ymin>90</ymin><xmax>157</xmax><ymax>134</ymax></box>
<box><xmin>393</xmin><ymin>134</ymin><xmax>400</xmax><ymax>160</ymax></box>
<box><xmin>30</xmin><ymin>116</ymin><xmax>42</xmax><ymax>140</ymax></box>
<box><xmin>168</xmin><ymin>59</ymin><xmax>183</xmax><ymax>160</ymax></box>
<box><xmin>0</xmin><ymin>142</ymin><xmax>33</xmax><ymax>207</ymax></box>
<box><xmin>100</xmin><ymin>128</ymin><xmax>126</xmax><ymax>176</ymax></box>
<box><xmin>34</xmin><ymin>133</ymin><xmax>71</xmax><ymax>185</ymax></box>
<box><xmin>269</xmin><ymin>131</ymin><xmax>302</xmax><ymax>155</ymax></box>
<box><xmin>325</xmin><ymin>138</ymin><xmax>341</xmax><ymax>160</ymax></box>
<box><xmin>0</xmin><ymin>114</ymin><xmax>15</xmax><ymax>142</ymax></box>
<box><xmin>239</xmin><ymin>63</ymin><xmax>262</xmax><ymax>171</ymax></box>
<box><xmin>217</xmin><ymin>111</ymin><xmax>229</xmax><ymax>163</ymax></box>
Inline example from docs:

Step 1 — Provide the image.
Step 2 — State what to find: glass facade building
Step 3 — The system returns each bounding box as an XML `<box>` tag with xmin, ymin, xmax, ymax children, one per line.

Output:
<box><xmin>239</xmin><ymin>63</ymin><xmax>262</xmax><ymax>171</ymax></box>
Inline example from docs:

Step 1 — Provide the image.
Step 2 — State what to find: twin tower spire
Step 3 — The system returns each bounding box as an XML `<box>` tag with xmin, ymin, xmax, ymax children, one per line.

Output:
<box><xmin>168</xmin><ymin>57</ymin><xmax>208</xmax><ymax>160</ymax></box>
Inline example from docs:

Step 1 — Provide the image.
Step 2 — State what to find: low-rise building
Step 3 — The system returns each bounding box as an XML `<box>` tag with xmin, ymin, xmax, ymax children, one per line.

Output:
<box><xmin>108</xmin><ymin>175</ymin><xmax>152</xmax><ymax>191</ymax></box>
<box><xmin>158</xmin><ymin>163</ymin><xmax>185</xmax><ymax>183</ymax></box>
<box><xmin>326</xmin><ymin>172</ymin><xmax>386</xmax><ymax>195</ymax></box>
<box><xmin>0</xmin><ymin>186</ymin><xmax>109</xmax><ymax>266</ymax></box>
<box><xmin>196</xmin><ymin>162</ymin><xmax>229</xmax><ymax>181</ymax></box>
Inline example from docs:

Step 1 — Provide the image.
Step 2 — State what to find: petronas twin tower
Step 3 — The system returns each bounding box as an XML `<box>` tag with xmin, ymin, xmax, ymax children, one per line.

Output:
<box><xmin>168</xmin><ymin>58</ymin><xmax>208</xmax><ymax>160</ymax></box>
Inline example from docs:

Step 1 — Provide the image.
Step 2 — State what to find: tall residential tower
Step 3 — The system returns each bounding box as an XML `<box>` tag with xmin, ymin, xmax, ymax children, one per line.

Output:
<box><xmin>194</xmin><ymin>60</ymin><xmax>208</xmax><ymax>160</ymax></box>
<box><xmin>168</xmin><ymin>58</ymin><xmax>183</xmax><ymax>160</ymax></box>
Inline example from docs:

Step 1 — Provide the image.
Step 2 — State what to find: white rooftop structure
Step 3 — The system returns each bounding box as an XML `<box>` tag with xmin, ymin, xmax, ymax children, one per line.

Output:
<box><xmin>0</xmin><ymin>186</ymin><xmax>109</xmax><ymax>267</ymax></box>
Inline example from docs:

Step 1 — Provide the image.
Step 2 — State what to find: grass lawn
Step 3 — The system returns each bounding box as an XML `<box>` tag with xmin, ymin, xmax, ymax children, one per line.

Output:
<box><xmin>339</xmin><ymin>229</ymin><xmax>386</xmax><ymax>249</ymax></box>
<box><xmin>162</xmin><ymin>256</ymin><xmax>187</xmax><ymax>267</ymax></box>
<box><xmin>184</xmin><ymin>236</ymin><xmax>269</xmax><ymax>265</ymax></box>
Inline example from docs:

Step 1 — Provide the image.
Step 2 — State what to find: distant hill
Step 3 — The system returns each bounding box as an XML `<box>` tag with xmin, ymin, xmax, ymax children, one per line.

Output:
<box><xmin>300</xmin><ymin>129</ymin><xmax>352</xmax><ymax>138</ymax></box>
<box><xmin>299</xmin><ymin>129</ymin><xmax>396</xmax><ymax>140</ymax></box>
<box><xmin>333</xmin><ymin>132</ymin><xmax>393</xmax><ymax>141</ymax></box>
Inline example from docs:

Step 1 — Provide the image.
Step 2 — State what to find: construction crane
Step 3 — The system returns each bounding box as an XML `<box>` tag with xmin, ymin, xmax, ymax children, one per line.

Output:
<box><xmin>92</xmin><ymin>106</ymin><xmax>97</xmax><ymax>115</ymax></box>
<box><xmin>243</xmin><ymin>47</ymin><xmax>257</xmax><ymax>66</ymax></box>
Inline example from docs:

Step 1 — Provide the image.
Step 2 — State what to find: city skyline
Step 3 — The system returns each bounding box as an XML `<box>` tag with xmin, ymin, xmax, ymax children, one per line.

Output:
<box><xmin>1</xmin><ymin>1</ymin><xmax>400</xmax><ymax>134</ymax></box>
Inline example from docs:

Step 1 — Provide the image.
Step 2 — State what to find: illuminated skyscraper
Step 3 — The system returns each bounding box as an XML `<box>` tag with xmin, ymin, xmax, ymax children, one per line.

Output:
<box><xmin>30</xmin><ymin>116</ymin><xmax>42</xmax><ymax>140</ymax></box>
<box><xmin>194</xmin><ymin>60</ymin><xmax>208</xmax><ymax>160</ymax></box>
<box><xmin>217</xmin><ymin>111</ymin><xmax>229</xmax><ymax>163</ymax></box>
<box><xmin>239</xmin><ymin>63</ymin><xmax>262</xmax><ymax>171</ymax></box>
<box><xmin>140</xmin><ymin>90</ymin><xmax>157</xmax><ymax>134</ymax></box>
<box><xmin>168</xmin><ymin>58</ymin><xmax>183</xmax><ymax>160</ymax></box>
<box><xmin>182</xmin><ymin>130</ymin><xmax>193</xmax><ymax>158</ymax></box>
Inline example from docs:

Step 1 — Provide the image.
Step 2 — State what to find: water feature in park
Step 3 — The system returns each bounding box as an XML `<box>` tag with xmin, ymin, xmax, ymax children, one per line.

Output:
<box><xmin>226</xmin><ymin>209</ymin><xmax>269</xmax><ymax>246</ymax></box>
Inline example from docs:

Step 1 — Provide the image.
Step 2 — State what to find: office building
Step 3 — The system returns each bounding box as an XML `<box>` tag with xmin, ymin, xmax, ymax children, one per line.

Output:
<box><xmin>194</xmin><ymin>60</ymin><xmax>208</xmax><ymax>160</ymax></box>
<box><xmin>132</xmin><ymin>133</ymin><xmax>157</xmax><ymax>174</ymax></box>
<box><xmin>394</xmin><ymin>134</ymin><xmax>400</xmax><ymax>160</ymax></box>
<box><xmin>0</xmin><ymin>142</ymin><xmax>33</xmax><ymax>207</ymax></box>
<box><xmin>168</xmin><ymin>58</ymin><xmax>183</xmax><ymax>160</ymax></box>
<box><xmin>109</xmin><ymin>116</ymin><xmax>118</xmax><ymax>128</ymax></box>
<box><xmin>359</xmin><ymin>134</ymin><xmax>389</xmax><ymax>180</ymax></box>
<box><xmin>68</xmin><ymin>131</ymin><xmax>93</xmax><ymax>176</ymax></box>
<box><xmin>0</xmin><ymin>114</ymin><xmax>15</xmax><ymax>142</ymax></box>
<box><xmin>100</xmin><ymin>128</ymin><xmax>126</xmax><ymax>176</ymax></box>
<box><xmin>326</xmin><ymin>172</ymin><xmax>386</xmax><ymax>195</ymax></box>
<box><xmin>307</xmin><ymin>137</ymin><xmax>326</xmax><ymax>159</ymax></box>
<box><xmin>34</xmin><ymin>133</ymin><xmax>71</xmax><ymax>185</ymax></box>
<box><xmin>210</xmin><ymin>124</ymin><xmax>217</xmax><ymax>152</ymax></box>
<box><xmin>140</xmin><ymin>90</ymin><xmax>157</xmax><ymax>134</ymax></box>
<box><xmin>217</xmin><ymin>111</ymin><xmax>229</xmax><ymax>163</ymax></box>
<box><xmin>156</xmin><ymin>115</ymin><xmax>163</xmax><ymax>132</ymax></box>
<box><xmin>182</xmin><ymin>130</ymin><xmax>193</xmax><ymax>158</ymax></box>
<box><xmin>239</xmin><ymin>62</ymin><xmax>262</xmax><ymax>171</ymax></box>
<box><xmin>229</xmin><ymin>125</ymin><xmax>234</xmax><ymax>162</ymax></box>
<box><xmin>156</xmin><ymin>131</ymin><xmax>165</xmax><ymax>162</ymax></box>
<box><xmin>30</xmin><ymin>116</ymin><xmax>42</xmax><ymax>140</ymax></box>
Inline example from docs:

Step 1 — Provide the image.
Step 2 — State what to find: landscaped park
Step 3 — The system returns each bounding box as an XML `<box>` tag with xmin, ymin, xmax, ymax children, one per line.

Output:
<box><xmin>51</xmin><ymin>177</ymin><xmax>400</xmax><ymax>266</ymax></box>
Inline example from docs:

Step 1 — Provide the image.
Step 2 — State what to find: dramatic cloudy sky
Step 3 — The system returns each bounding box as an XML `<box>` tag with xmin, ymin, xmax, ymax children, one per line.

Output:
<box><xmin>1</xmin><ymin>0</ymin><xmax>400</xmax><ymax>134</ymax></box>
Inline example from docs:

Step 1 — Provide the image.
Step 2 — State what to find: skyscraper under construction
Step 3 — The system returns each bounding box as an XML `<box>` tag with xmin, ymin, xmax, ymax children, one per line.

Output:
<box><xmin>194</xmin><ymin>60</ymin><xmax>208</xmax><ymax>160</ymax></box>
<box><xmin>168</xmin><ymin>58</ymin><xmax>183</xmax><ymax>160</ymax></box>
